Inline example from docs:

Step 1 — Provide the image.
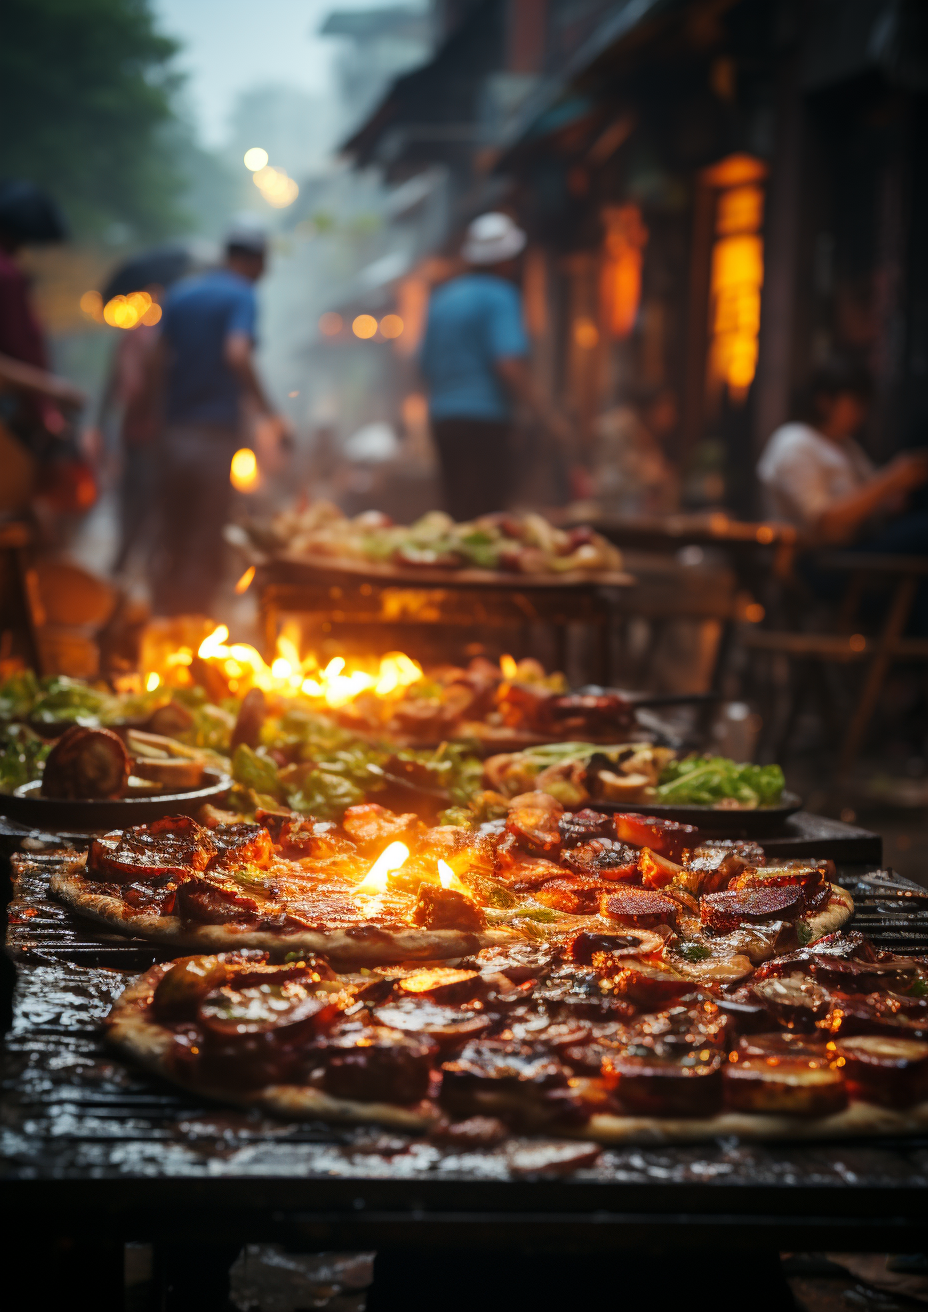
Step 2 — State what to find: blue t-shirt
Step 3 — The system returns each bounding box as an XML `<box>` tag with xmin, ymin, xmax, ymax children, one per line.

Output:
<box><xmin>420</xmin><ymin>273</ymin><xmax>529</xmax><ymax>421</ymax></box>
<box><xmin>161</xmin><ymin>268</ymin><xmax>257</xmax><ymax>425</ymax></box>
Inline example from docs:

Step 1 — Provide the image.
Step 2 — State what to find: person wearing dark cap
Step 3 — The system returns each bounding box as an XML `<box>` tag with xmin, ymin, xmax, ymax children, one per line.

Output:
<box><xmin>420</xmin><ymin>212</ymin><xmax>570</xmax><ymax>520</ymax></box>
<box><xmin>148</xmin><ymin>223</ymin><xmax>287</xmax><ymax>616</ymax></box>
<box><xmin>0</xmin><ymin>181</ymin><xmax>87</xmax><ymax>505</ymax></box>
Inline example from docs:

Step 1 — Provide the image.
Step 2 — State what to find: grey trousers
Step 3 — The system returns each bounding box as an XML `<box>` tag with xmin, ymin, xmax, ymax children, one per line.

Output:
<box><xmin>150</xmin><ymin>423</ymin><xmax>238</xmax><ymax>617</ymax></box>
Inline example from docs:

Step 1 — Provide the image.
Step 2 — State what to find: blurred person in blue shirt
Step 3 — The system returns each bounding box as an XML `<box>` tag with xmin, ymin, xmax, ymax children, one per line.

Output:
<box><xmin>420</xmin><ymin>212</ymin><xmax>569</xmax><ymax>520</ymax></box>
<box><xmin>148</xmin><ymin>223</ymin><xmax>287</xmax><ymax>616</ymax></box>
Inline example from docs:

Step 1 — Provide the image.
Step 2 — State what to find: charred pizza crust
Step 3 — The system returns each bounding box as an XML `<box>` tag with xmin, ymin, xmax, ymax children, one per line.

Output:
<box><xmin>569</xmin><ymin>1099</ymin><xmax>928</xmax><ymax>1143</ymax></box>
<box><xmin>807</xmin><ymin>883</ymin><xmax>854</xmax><ymax>938</ymax></box>
<box><xmin>50</xmin><ymin>859</ymin><xmax>513</xmax><ymax>966</ymax></box>
<box><xmin>108</xmin><ymin>968</ymin><xmax>434</xmax><ymax>1129</ymax></box>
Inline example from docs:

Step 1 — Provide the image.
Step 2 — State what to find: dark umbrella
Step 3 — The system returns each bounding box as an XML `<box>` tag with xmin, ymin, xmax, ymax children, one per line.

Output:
<box><xmin>102</xmin><ymin>245</ymin><xmax>192</xmax><ymax>302</ymax></box>
<box><xmin>0</xmin><ymin>180</ymin><xmax>68</xmax><ymax>243</ymax></box>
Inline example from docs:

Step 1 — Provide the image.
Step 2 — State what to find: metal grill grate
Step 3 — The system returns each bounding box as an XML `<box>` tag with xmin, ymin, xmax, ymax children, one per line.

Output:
<box><xmin>3</xmin><ymin>850</ymin><xmax>928</xmax><ymax>1203</ymax></box>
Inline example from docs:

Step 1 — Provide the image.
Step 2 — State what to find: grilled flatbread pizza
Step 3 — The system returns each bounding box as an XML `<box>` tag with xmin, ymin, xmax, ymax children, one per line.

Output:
<box><xmin>51</xmin><ymin>795</ymin><xmax>852</xmax><ymax>967</ymax></box>
<box><xmin>107</xmin><ymin>930</ymin><xmax>928</xmax><ymax>1145</ymax></box>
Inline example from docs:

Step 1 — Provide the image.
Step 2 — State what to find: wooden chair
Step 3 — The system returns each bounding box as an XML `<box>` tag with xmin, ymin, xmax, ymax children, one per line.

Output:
<box><xmin>738</xmin><ymin>551</ymin><xmax>928</xmax><ymax>776</ymax></box>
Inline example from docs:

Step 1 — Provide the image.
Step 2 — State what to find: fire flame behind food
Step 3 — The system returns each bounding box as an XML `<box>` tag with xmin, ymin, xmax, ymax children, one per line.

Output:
<box><xmin>356</xmin><ymin>842</ymin><xmax>410</xmax><ymax>894</ymax></box>
<box><xmin>437</xmin><ymin>858</ymin><xmax>471</xmax><ymax>895</ymax></box>
<box><xmin>144</xmin><ymin>624</ymin><xmax>425</xmax><ymax>706</ymax></box>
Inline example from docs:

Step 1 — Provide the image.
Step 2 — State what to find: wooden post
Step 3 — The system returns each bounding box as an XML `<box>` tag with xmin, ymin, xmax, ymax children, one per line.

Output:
<box><xmin>752</xmin><ymin>37</ymin><xmax>804</xmax><ymax>462</ymax></box>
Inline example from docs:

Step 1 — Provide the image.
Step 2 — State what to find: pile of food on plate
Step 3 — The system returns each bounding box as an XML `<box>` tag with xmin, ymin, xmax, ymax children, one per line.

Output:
<box><xmin>0</xmin><ymin>662</ymin><xmax>785</xmax><ymax>813</ymax></box>
<box><xmin>82</xmin><ymin>796</ymin><xmax>927</xmax><ymax>1143</ymax></box>
<box><xmin>261</xmin><ymin>502</ymin><xmax>623</xmax><ymax>576</ymax></box>
<box><xmin>483</xmin><ymin>743</ymin><xmax>786</xmax><ymax>809</ymax></box>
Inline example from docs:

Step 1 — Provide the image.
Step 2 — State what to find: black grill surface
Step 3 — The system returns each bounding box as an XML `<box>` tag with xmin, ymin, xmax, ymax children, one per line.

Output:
<box><xmin>2</xmin><ymin>852</ymin><xmax>927</xmax><ymax>1247</ymax></box>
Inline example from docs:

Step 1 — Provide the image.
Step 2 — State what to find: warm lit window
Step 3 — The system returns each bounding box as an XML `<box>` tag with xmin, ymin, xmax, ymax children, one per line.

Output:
<box><xmin>703</xmin><ymin>154</ymin><xmax>767</xmax><ymax>401</ymax></box>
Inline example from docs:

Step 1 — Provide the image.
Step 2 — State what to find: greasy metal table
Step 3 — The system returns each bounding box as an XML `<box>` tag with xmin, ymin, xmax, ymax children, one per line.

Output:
<box><xmin>2</xmin><ymin>848</ymin><xmax>927</xmax><ymax>1258</ymax></box>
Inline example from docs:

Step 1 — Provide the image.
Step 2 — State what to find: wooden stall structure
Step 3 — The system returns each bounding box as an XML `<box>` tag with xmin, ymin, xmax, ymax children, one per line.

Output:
<box><xmin>257</xmin><ymin>552</ymin><xmax>633</xmax><ymax>685</ymax></box>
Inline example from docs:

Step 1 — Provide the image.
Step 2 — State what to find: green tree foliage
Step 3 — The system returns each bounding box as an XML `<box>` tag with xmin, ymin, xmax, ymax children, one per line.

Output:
<box><xmin>0</xmin><ymin>0</ymin><xmax>186</xmax><ymax>240</ymax></box>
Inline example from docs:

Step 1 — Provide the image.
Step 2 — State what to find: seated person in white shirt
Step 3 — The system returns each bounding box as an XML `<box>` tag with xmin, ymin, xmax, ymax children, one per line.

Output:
<box><xmin>757</xmin><ymin>361</ymin><xmax>928</xmax><ymax>546</ymax></box>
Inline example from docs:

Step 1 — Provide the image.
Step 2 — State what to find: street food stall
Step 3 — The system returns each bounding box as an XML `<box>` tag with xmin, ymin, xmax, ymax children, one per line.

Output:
<box><xmin>1</xmin><ymin>526</ymin><xmax>926</xmax><ymax>1304</ymax></box>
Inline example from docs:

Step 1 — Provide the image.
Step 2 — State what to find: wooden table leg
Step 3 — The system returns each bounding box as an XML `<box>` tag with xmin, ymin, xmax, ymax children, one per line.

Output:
<box><xmin>260</xmin><ymin>585</ymin><xmax>278</xmax><ymax>664</ymax></box>
<box><xmin>837</xmin><ymin>574</ymin><xmax>917</xmax><ymax>778</ymax></box>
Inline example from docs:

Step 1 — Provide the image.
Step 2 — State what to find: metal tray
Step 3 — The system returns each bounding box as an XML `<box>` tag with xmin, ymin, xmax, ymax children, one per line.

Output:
<box><xmin>593</xmin><ymin>790</ymin><xmax>803</xmax><ymax>835</ymax></box>
<box><xmin>0</xmin><ymin>768</ymin><xmax>231</xmax><ymax>830</ymax></box>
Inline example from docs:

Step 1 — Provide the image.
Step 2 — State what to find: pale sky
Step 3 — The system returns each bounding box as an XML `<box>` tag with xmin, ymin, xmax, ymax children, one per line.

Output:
<box><xmin>152</xmin><ymin>0</ymin><xmax>378</xmax><ymax>147</ymax></box>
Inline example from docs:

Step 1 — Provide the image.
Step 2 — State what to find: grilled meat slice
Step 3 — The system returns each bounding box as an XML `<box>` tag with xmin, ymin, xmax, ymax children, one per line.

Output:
<box><xmin>563</xmin><ymin>837</ymin><xmax>638</xmax><ymax>879</ymax></box>
<box><xmin>315</xmin><ymin>1025</ymin><xmax>437</xmax><ymax>1103</ymax></box>
<box><xmin>700</xmin><ymin>885</ymin><xmax>805</xmax><ymax>934</ymax></box>
<box><xmin>88</xmin><ymin>815</ymin><xmax>217</xmax><ymax>884</ymax></box>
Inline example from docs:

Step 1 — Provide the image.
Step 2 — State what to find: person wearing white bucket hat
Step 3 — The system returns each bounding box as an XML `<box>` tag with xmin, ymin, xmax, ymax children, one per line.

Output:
<box><xmin>420</xmin><ymin>212</ymin><xmax>569</xmax><ymax>519</ymax></box>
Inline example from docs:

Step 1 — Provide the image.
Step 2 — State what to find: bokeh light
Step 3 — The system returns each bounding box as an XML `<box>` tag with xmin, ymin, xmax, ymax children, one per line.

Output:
<box><xmin>253</xmin><ymin>164</ymin><xmax>299</xmax><ymax>207</ymax></box>
<box><xmin>79</xmin><ymin>290</ymin><xmax>104</xmax><ymax>322</ymax></box>
<box><xmin>573</xmin><ymin>317</ymin><xmax>599</xmax><ymax>350</ymax></box>
<box><xmin>244</xmin><ymin>147</ymin><xmax>269</xmax><ymax>171</ymax></box>
<box><xmin>379</xmin><ymin>314</ymin><xmax>404</xmax><ymax>339</ymax></box>
<box><xmin>103</xmin><ymin>290</ymin><xmax>155</xmax><ymax>331</ymax></box>
<box><xmin>352</xmin><ymin>314</ymin><xmax>378</xmax><ymax>339</ymax></box>
<box><xmin>230</xmin><ymin>447</ymin><xmax>259</xmax><ymax>492</ymax></box>
<box><xmin>319</xmin><ymin>312</ymin><xmax>343</xmax><ymax>336</ymax></box>
<box><xmin>235</xmin><ymin>565</ymin><xmax>256</xmax><ymax>594</ymax></box>
<box><xmin>401</xmin><ymin>393</ymin><xmax>428</xmax><ymax>425</ymax></box>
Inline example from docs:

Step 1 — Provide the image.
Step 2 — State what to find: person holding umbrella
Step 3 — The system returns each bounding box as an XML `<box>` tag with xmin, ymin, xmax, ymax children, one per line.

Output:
<box><xmin>147</xmin><ymin>222</ymin><xmax>288</xmax><ymax>616</ymax></box>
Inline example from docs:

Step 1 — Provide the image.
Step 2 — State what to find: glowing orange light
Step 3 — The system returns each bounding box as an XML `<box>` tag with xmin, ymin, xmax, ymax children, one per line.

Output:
<box><xmin>145</xmin><ymin>672</ymin><xmax>160</xmax><ymax>691</ymax></box>
<box><xmin>356</xmin><ymin>842</ymin><xmax>409</xmax><ymax>894</ymax></box>
<box><xmin>230</xmin><ymin>447</ymin><xmax>259</xmax><ymax>492</ymax></box>
<box><xmin>140</xmin><ymin>301</ymin><xmax>162</xmax><ymax>326</ymax></box>
<box><xmin>744</xmin><ymin>603</ymin><xmax>765</xmax><ymax>623</ymax></box>
<box><xmin>235</xmin><ymin>565</ymin><xmax>256</xmax><ymax>594</ymax></box>
<box><xmin>80</xmin><ymin>290</ymin><xmax>104</xmax><ymax>322</ymax></box>
<box><xmin>379</xmin><ymin>314</ymin><xmax>404</xmax><ymax>339</ymax></box>
<box><xmin>146</xmin><ymin>622</ymin><xmax>425</xmax><ymax>705</ymax></box>
<box><xmin>352</xmin><ymin>314</ymin><xmax>378</xmax><ymax>340</ymax></box>
<box><xmin>600</xmin><ymin>204</ymin><xmax>649</xmax><ymax>339</ymax></box>
<box><xmin>716</xmin><ymin>185</ymin><xmax>764</xmax><ymax>237</ymax></box>
<box><xmin>437</xmin><ymin>859</ymin><xmax>470</xmax><ymax>895</ymax></box>
<box><xmin>702</xmin><ymin>153</ymin><xmax>768</xmax><ymax>189</ymax></box>
<box><xmin>103</xmin><ymin>291</ymin><xmax>153</xmax><ymax>331</ymax></box>
<box><xmin>573</xmin><ymin>318</ymin><xmax>599</xmax><ymax>350</ymax></box>
<box><xmin>706</xmin><ymin>156</ymin><xmax>766</xmax><ymax>402</ymax></box>
<box><xmin>319</xmin><ymin>312</ymin><xmax>343</xmax><ymax>336</ymax></box>
<box><xmin>500</xmin><ymin>653</ymin><xmax>518</xmax><ymax>680</ymax></box>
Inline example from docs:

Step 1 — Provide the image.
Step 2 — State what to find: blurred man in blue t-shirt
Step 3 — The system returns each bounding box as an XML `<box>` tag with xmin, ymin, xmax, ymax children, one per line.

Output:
<box><xmin>149</xmin><ymin>223</ymin><xmax>286</xmax><ymax>615</ymax></box>
<box><xmin>420</xmin><ymin>212</ymin><xmax>570</xmax><ymax>520</ymax></box>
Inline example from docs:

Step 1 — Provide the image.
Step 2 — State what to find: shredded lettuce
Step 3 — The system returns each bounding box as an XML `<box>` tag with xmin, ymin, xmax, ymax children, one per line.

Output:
<box><xmin>0</xmin><ymin>724</ymin><xmax>51</xmax><ymax>793</ymax></box>
<box><xmin>656</xmin><ymin>755</ymin><xmax>784</xmax><ymax>807</ymax></box>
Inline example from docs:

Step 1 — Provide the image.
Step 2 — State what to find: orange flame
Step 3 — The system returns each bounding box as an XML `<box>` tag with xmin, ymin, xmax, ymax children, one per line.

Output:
<box><xmin>356</xmin><ymin>842</ymin><xmax>409</xmax><ymax>894</ymax></box>
<box><xmin>437</xmin><ymin>859</ymin><xmax>470</xmax><ymax>895</ymax></box>
<box><xmin>142</xmin><ymin>621</ymin><xmax>425</xmax><ymax>704</ymax></box>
